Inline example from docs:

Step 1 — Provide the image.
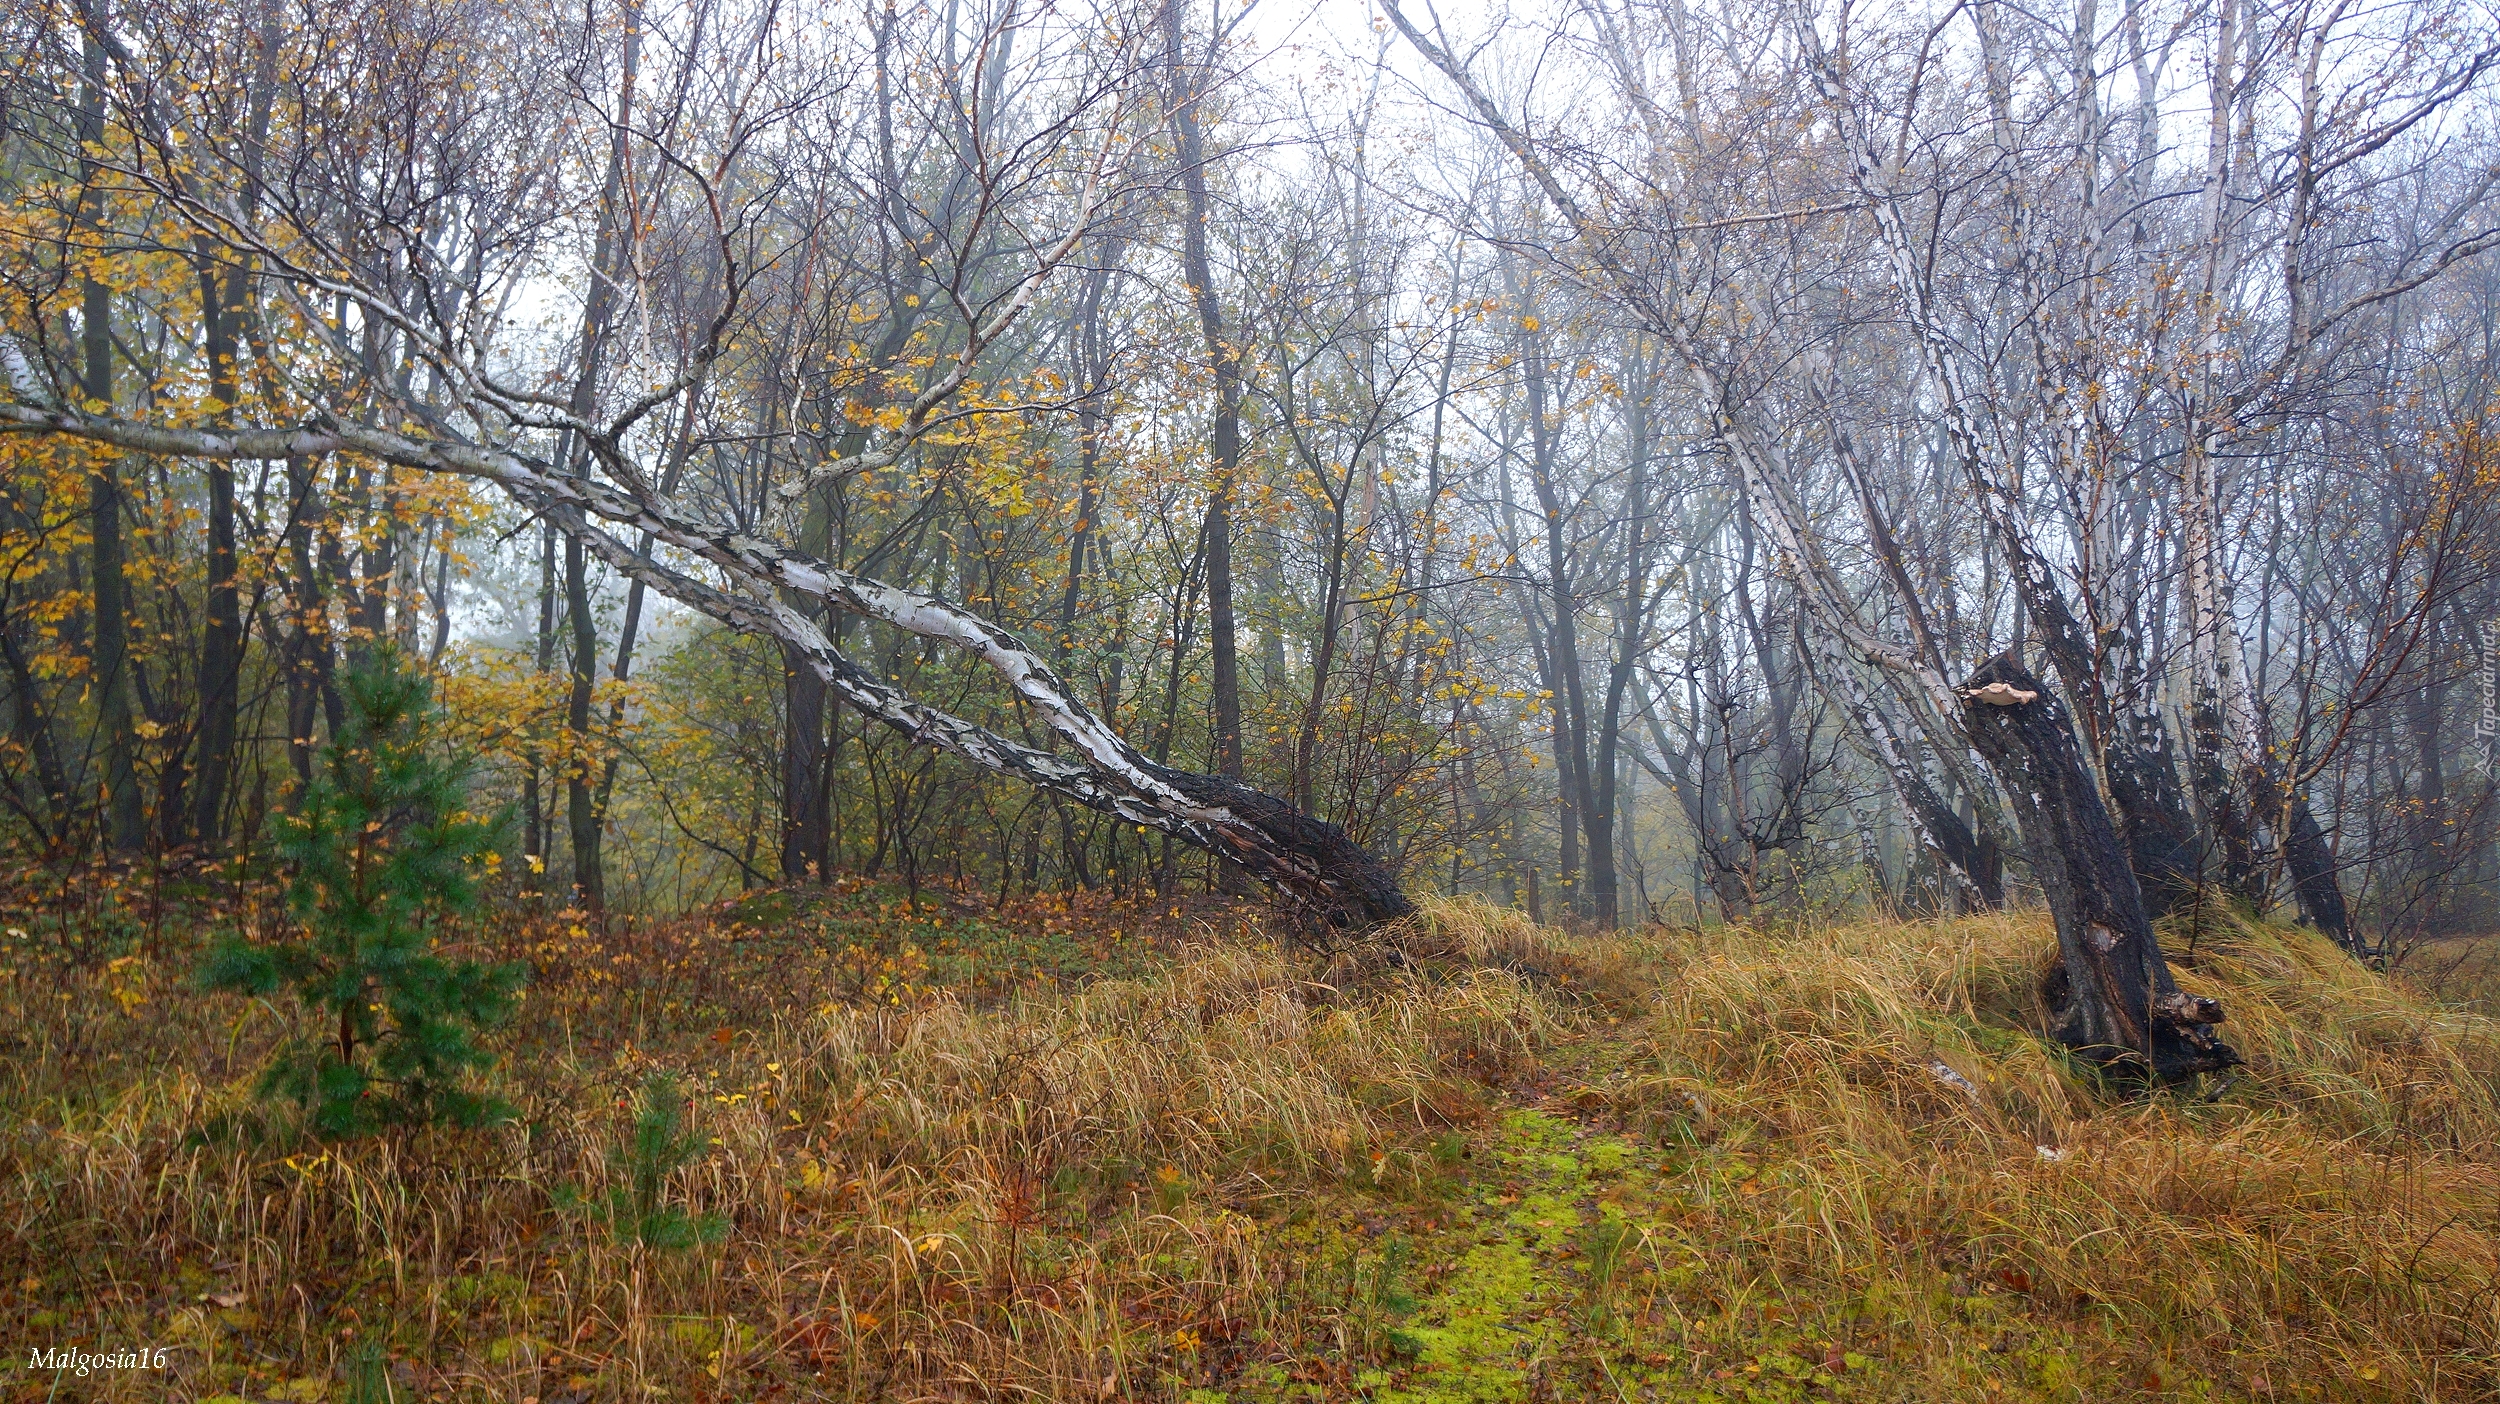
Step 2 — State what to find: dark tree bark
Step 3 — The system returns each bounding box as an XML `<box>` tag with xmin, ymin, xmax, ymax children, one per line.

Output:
<box><xmin>188</xmin><ymin>261</ymin><xmax>244</xmax><ymax>851</ymax></box>
<box><xmin>520</xmin><ymin>521</ymin><xmax>553</xmax><ymax>900</ymax></box>
<box><xmin>2185</xmin><ymin>694</ymin><xmax>2268</xmax><ymax>902</ymax></box>
<box><xmin>563</xmin><ymin>531</ymin><xmax>602</xmax><ymax>912</ymax></box>
<box><xmin>593</xmin><ymin>383</ymin><xmax>707</xmax><ymax>842</ymax></box>
<box><xmin>1586</xmin><ymin>411</ymin><xmax>1651</xmax><ymax>928</ymax></box>
<box><xmin>550</xmin><ymin>7</ymin><xmax>640</xmax><ymax>911</ymax></box>
<box><xmin>1057</xmin><ymin>248</ymin><xmax>1123</xmax><ymax>666</ymax></box>
<box><xmin>346</xmin><ymin>462</ymin><xmax>392</xmax><ymax>652</ymax></box>
<box><xmin>2280</xmin><ymin>792</ymin><xmax>2354</xmax><ymax>947</ymax></box>
<box><xmin>1518</xmin><ymin>315</ymin><xmax>1607</xmax><ymax>922</ymax></box>
<box><xmin>1162</xmin><ymin>0</ymin><xmax>1242</xmax><ymax>783</ymax></box>
<box><xmin>79</xmin><ymin>20</ymin><xmax>141</xmax><ymax>853</ymax></box>
<box><xmin>84</xmin><ymin>353</ymin><xmax>139</xmax><ymax>851</ymax></box>
<box><xmin>779</xmin><ymin>628</ymin><xmax>831</xmax><ymax>881</ymax></box>
<box><xmin>1960</xmin><ymin>656</ymin><xmax>2235</xmax><ymax>1080</ymax></box>
<box><xmin>1907</xmin><ymin>777</ymin><xmax>2004</xmax><ymax>910</ymax></box>
<box><xmin>0</xmin><ymin>604</ymin><xmax>68</xmax><ymax>843</ymax></box>
<box><xmin>2103</xmin><ymin>637</ymin><xmax>2201</xmax><ymax>920</ymax></box>
<box><xmin>278</xmin><ymin>451</ymin><xmax>331</xmax><ymax>797</ymax></box>
<box><xmin>1057</xmin><ymin>408</ymin><xmax>1104</xmax><ymax>668</ymax></box>
<box><xmin>776</xmin><ymin>3</ymin><xmax>927</xmax><ymax>886</ymax></box>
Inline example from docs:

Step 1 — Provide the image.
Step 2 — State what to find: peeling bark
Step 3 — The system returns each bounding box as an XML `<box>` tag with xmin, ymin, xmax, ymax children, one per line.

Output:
<box><xmin>1960</xmin><ymin>656</ymin><xmax>2235</xmax><ymax>1081</ymax></box>
<box><xmin>0</xmin><ymin>399</ymin><xmax>1415</xmax><ymax>931</ymax></box>
<box><xmin>1798</xmin><ymin>29</ymin><xmax>2209</xmax><ymax>922</ymax></box>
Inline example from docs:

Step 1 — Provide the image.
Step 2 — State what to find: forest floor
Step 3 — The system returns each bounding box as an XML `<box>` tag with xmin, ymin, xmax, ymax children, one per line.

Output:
<box><xmin>2</xmin><ymin>870</ymin><xmax>2498</xmax><ymax>1402</ymax></box>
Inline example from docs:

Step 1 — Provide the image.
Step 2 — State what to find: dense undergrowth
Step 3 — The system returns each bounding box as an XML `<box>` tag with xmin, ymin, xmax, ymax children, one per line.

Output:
<box><xmin>1</xmin><ymin>870</ymin><xmax>2497</xmax><ymax>1402</ymax></box>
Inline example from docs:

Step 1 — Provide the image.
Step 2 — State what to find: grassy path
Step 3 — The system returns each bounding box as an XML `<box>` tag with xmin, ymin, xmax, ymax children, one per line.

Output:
<box><xmin>1228</xmin><ymin>1024</ymin><xmax>2069</xmax><ymax>1404</ymax></box>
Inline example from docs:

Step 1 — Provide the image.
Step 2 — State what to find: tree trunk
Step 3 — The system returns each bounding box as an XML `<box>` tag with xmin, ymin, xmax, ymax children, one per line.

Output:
<box><xmin>79</xmin><ymin>22</ymin><xmax>141</xmax><ymax>854</ymax></box>
<box><xmin>1515</xmin><ymin>312</ymin><xmax>1595</xmax><ymax>916</ymax></box>
<box><xmin>771</xmin><ymin>5</ymin><xmax>937</xmax><ymax>887</ymax></box>
<box><xmin>190</xmin><ymin>261</ymin><xmax>244</xmax><ymax>852</ymax></box>
<box><xmin>780</xmin><ymin>633</ymin><xmax>831</xmax><ymax>880</ymax></box>
<box><xmin>1056</xmin><ymin>415</ymin><xmax>1102</xmax><ymax>668</ymax></box>
<box><xmin>593</xmin><ymin>380</ymin><xmax>709</xmax><ymax>849</ymax></box>
<box><xmin>1794</xmin><ymin>622</ymin><xmax>2004</xmax><ymax>910</ymax></box>
<box><xmin>564</xmin><ymin>531</ymin><xmax>602</xmax><ymax>912</ymax></box>
<box><xmin>540</xmin><ymin>1</ymin><xmax>641</xmax><ymax>909</ymax></box>
<box><xmin>280</xmin><ymin>451</ymin><xmax>331</xmax><ymax>798</ymax></box>
<box><xmin>0</xmin><ymin>614</ymin><xmax>68</xmax><ymax>845</ymax></box>
<box><xmin>777</xmin><ymin>466</ymin><xmax>855</xmax><ymax>887</ymax></box>
<box><xmin>1797</xmin><ymin>34</ymin><xmax>2214</xmax><ymax>920</ymax></box>
<box><xmin>86</xmin><ymin>365</ymin><xmax>140</xmax><ymax>852</ymax></box>
<box><xmin>1058</xmin><ymin>247</ymin><xmax>1123</xmax><ymax>668</ymax></box>
<box><xmin>2169</xmin><ymin>0</ymin><xmax>2354</xmax><ymax>946</ymax></box>
<box><xmin>2103</xmin><ymin>631</ymin><xmax>2201</xmax><ymax>920</ymax></box>
<box><xmin>2277</xmin><ymin>786</ymin><xmax>2353</xmax><ymax>947</ymax></box>
<box><xmin>2186</xmin><ymin>696</ymin><xmax>2262</xmax><ymax>897</ymax></box>
<box><xmin>347</xmin><ymin>462</ymin><xmax>393</xmax><ymax>654</ymax></box>
<box><xmin>1163</xmin><ymin>0</ymin><xmax>1242</xmax><ymax>784</ymax></box>
<box><xmin>1585</xmin><ymin>376</ymin><xmax>1659</xmax><ymax>929</ymax></box>
<box><xmin>1960</xmin><ymin>656</ymin><xmax>2235</xmax><ymax>1080</ymax></box>
<box><xmin>522</xmin><ymin>521</ymin><xmax>552</xmax><ymax>902</ymax></box>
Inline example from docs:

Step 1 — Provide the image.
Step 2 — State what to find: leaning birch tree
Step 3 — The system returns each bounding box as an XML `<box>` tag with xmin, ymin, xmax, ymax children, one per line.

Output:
<box><xmin>0</xmin><ymin>0</ymin><xmax>1416</xmax><ymax>927</ymax></box>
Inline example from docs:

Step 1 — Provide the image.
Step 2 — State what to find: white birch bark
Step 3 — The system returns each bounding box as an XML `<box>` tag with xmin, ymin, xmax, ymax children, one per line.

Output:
<box><xmin>0</xmin><ymin>389</ymin><xmax>1415</xmax><ymax>926</ymax></box>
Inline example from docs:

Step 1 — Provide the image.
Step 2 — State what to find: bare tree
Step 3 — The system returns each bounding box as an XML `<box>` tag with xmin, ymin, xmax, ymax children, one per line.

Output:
<box><xmin>0</xmin><ymin>0</ymin><xmax>1416</xmax><ymax>928</ymax></box>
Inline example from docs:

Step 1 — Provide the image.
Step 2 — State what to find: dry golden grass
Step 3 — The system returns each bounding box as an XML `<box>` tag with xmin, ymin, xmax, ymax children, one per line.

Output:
<box><xmin>1608</xmin><ymin>901</ymin><xmax>2500</xmax><ymax>1399</ymax></box>
<box><xmin>2</xmin><ymin>887</ymin><xmax>2498</xmax><ymax>1401</ymax></box>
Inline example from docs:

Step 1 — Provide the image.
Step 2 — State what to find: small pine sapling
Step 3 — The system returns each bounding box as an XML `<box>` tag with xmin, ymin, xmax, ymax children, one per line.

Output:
<box><xmin>561</xmin><ymin>1072</ymin><xmax>728</xmax><ymax>1251</ymax></box>
<box><xmin>204</xmin><ymin>648</ymin><xmax>520</xmax><ymax>1136</ymax></box>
